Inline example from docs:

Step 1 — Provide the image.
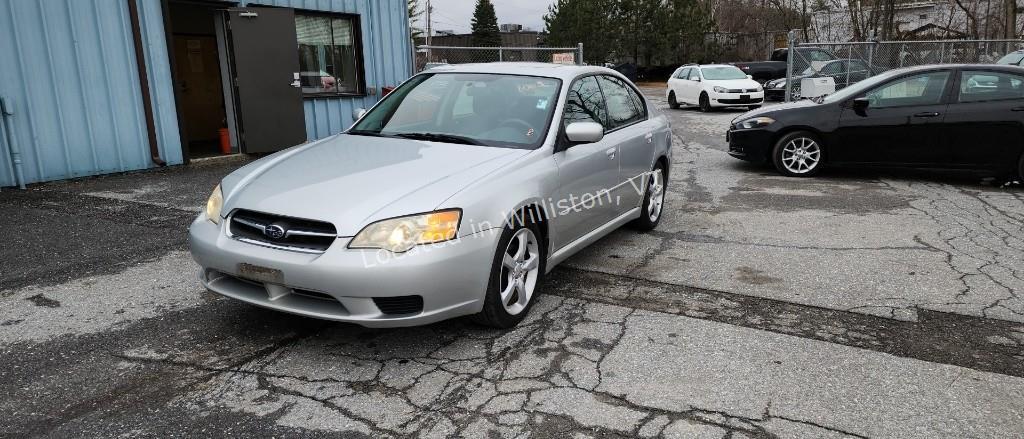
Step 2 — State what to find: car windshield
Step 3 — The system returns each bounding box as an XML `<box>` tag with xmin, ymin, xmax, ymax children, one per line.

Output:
<box><xmin>350</xmin><ymin>73</ymin><xmax>562</xmax><ymax>149</ymax></box>
<box><xmin>701</xmin><ymin>66</ymin><xmax>747</xmax><ymax>80</ymax></box>
<box><xmin>997</xmin><ymin>53</ymin><xmax>1024</xmax><ymax>65</ymax></box>
<box><xmin>820</xmin><ymin>69</ymin><xmax>901</xmax><ymax>104</ymax></box>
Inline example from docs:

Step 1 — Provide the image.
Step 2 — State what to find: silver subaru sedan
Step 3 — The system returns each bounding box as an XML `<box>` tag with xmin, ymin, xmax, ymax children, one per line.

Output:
<box><xmin>189</xmin><ymin>63</ymin><xmax>672</xmax><ymax>328</ymax></box>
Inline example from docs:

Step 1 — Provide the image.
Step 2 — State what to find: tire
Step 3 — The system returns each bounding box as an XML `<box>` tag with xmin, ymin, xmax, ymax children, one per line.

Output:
<box><xmin>1017</xmin><ymin>153</ymin><xmax>1024</xmax><ymax>183</ymax></box>
<box><xmin>668</xmin><ymin>92</ymin><xmax>680</xmax><ymax>109</ymax></box>
<box><xmin>772</xmin><ymin>131</ymin><xmax>824</xmax><ymax>177</ymax></box>
<box><xmin>748</xmin><ymin>105</ymin><xmax>761</xmax><ymax>111</ymax></box>
<box><xmin>473</xmin><ymin>218</ymin><xmax>546</xmax><ymax>328</ymax></box>
<box><xmin>699</xmin><ymin>93</ymin><xmax>712</xmax><ymax>112</ymax></box>
<box><xmin>630</xmin><ymin>162</ymin><xmax>667</xmax><ymax>231</ymax></box>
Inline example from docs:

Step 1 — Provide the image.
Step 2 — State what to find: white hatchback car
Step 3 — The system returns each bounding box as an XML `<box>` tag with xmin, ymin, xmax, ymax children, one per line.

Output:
<box><xmin>666</xmin><ymin>64</ymin><xmax>764</xmax><ymax>112</ymax></box>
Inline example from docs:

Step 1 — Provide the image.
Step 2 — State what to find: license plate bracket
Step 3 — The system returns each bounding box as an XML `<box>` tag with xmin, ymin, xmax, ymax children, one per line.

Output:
<box><xmin>740</xmin><ymin>94</ymin><xmax>750</xmax><ymax>100</ymax></box>
<box><xmin>237</xmin><ymin>263</ymin><xmax>284</xmax><ymax>285</ymax></box>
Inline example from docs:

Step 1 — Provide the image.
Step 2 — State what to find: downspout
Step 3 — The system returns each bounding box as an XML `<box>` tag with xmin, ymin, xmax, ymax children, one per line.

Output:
<box><xmin>0</xmin><ymin>96</ymin><xmax>26</xmax><ymax>189</ymax></box>
<box><xmin>127</xmin><ymin>0</ymin><xmax>166</xmax><ymax>167</ymax></box>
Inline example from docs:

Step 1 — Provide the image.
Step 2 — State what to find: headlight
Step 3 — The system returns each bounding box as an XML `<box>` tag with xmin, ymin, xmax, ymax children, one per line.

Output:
<box><xmin>349</xmin><ymin>209</ymin><xmax>462</xmax><ymax>253</ymax></box>
<box><xmin>713</xmin><ymin>86</ymin><xmax>728</xmax><ymax>93</ymax></box>
<box><xmin>736</xmin><ymin>117</ymin><xmax>775</xmax><ymax>129</ymax></box>
<box><xmin>205</xmin><ymin>184</ymin><xmax>223</xmax><ymax>224</ymax></box>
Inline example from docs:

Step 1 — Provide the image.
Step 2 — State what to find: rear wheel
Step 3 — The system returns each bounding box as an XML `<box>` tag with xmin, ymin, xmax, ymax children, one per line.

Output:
<box><xmin>668</xmin><ymin>92</ymin><xmax>680</xmax><ymax>109</ymax></box>
<box><xmin>630</xmin><ymin>162</ymin><xmax>667</xmax><ymax>231</ymax></box>
<box><xmin>1018</xmin><ymin>154</ymin><xmax>1024</xmax><ymax>183</ymax></box>
<box><xmin>473</xmin><ymin>220</ymin><xmax>545</xmax><ymax>328</ymax></box>
<box><xmin>772</xmin><ymin>131</ymin><xmax>824</xmax><ymax>177</ymax></box>
<box><xmin>699</xmin><ymin>93</ymin><xmax>712</xmax><ymax>112</ymax></box>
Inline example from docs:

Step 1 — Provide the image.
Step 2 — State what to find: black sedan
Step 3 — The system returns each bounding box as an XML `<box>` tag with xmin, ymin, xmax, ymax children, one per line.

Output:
<box><xmin>727</xmin><ymin>64</ymin><xmax>1024</xmax><ymax>179</ymax></box>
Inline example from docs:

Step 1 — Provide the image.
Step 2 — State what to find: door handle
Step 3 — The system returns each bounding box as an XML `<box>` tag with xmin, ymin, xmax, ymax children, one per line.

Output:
<box><xmin>1011</xmin><ymin>106</ymin><xmax>1024</xmax><ymax>112</ymax></box>
<box><xmin>605</xmin><ymin>148</ymin><xmax>616</xmax><ymax>160</ymax></box>
<box><xmin>644</xmin><ymin>133</ymin><xmax>654</xmax><ymax>144</ymax></box>
<box><xmin>912</xmin><ymin>112</ymin><xmax>940</xmax><ymax>118</ymax></box>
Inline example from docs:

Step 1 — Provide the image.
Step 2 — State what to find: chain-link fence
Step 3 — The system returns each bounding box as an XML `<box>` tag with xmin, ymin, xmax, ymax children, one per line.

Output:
<box><xmin>415</xmin><ymin>45</ymin><xmax>584</xmax><ymax>72</ymax></box>
<box><xmin>771</xmin><ymin>39</ymin><xmax>1024</xmax><ymax>102</ymax></box>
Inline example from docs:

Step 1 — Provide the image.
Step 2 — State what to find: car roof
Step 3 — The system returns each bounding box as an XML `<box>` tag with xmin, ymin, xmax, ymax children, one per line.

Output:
<box><xmin>420</xmin><ymin>62</ymin><xmax>619</xmax><ymax>81</ymax></box>
<box><xmin>690</xmin><ymin>64</ymin><xmax>740</xmax><ymax>69</ymax></box>
<box><xmin>886</xmin><ymin>63</ymin><xmax>1024</xmax><ymax>74</ymax></box>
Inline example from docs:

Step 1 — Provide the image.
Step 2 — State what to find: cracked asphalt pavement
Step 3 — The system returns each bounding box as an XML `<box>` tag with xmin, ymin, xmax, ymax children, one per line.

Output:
<box><xmin>2</xmin><ymin>89</ymin><xmax>1024</xmax><ymax>438</ymax></box>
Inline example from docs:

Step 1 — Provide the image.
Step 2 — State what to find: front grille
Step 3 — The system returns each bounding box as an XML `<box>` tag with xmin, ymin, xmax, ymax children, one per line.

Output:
<box><xmin>719</xmin><ymin>98</ymin><xmax>763</xmax><ymax>104</ymax></box>
<box><xmin>373</xmin><ymin>296</ymin><xmax>424</xmax><ymax>315</ymax></box>
<box><xmin>229</xmin><ymin>209</ymin><xmax>337</xmax><ymax>253</ymax></box>
<box><xmin>293</xmin><ymin>289</ymin><xmax>338</xmax><ymax>302</ymax></box>
<box><xmin>745</xmin><ymin>88</ymin><xmax>759</xmax><ymax>93</ymax></box>
<box><xmin>726</xmin><ymin>88</ymin><xmax>759</xmax><ymax>93</ymax></box>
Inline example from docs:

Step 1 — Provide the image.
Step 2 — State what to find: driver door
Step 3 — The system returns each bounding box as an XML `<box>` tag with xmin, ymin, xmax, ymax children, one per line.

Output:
<box><xmin>833</xmin><ymin>70</ymin><xmax>952</xmax><ymax>166</ymax></box>
<box><xmin>552</xmin><ymin>76</ymin><xmax>622</xmax><ymax>250</ymax></box>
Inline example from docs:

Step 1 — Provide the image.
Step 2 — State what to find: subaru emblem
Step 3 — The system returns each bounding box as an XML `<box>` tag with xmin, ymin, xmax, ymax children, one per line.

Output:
<box><xmin>264</xmin><ymin>224</ymin><xmax>286</xmax><ymax>239</ymax></box>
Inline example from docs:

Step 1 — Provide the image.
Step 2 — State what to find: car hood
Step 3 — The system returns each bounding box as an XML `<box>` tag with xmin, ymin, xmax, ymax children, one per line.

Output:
<box><xmin>707</xmin><ymin>78</ymin><xmax>762</xmax><ymax>89</ymax></box>
<box><xmin>220</xmin><ymin>134</ymin><xmax>529</xmax><ymax>236</ymax></box>
<box><xmin>732</xmin><ymin>99</ymin><xmax>819</xmax><ymax>123</ymax></box>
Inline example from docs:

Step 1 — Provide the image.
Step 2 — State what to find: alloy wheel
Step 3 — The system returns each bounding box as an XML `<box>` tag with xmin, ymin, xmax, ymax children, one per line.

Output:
<box><xmin>647</xmin><ymin>169</ymin><xmax>665</xmax><ymax>222</ymax></box>
<box><xmin>781</xmin><ymin>137</ymin><xmax>821</xmax><ymax>174</ymax></box>
<box><xmin>499</xmin><ymin>228</ymin><xmax>540</xmax><ymax>316</ymax></box>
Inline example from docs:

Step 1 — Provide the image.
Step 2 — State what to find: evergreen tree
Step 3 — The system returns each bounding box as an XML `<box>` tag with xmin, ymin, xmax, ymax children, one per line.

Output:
<box><xmin>408</xmin><ymin>0</ymin><xmax>423</xmax><ymax>41</ymax></box>
<box><xmin>471</xmin><ymin>0</ymin><xmax>502</xmax><ymax>47</ymax></box>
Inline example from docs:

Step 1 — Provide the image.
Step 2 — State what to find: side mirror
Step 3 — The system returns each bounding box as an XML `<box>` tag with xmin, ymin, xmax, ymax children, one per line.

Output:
<box><xmin>746</xmin><ymin>75</ymin><xmax>753</xmax><ymax>80</ymax></box>
<box><xmin>851</xmin><ymin>97</ymin><xmax>869</xmax><ymax>113</ymax></box>
<box><xmin>565</xmin><ymin>122</ymin><xmax>604</xmax><ymax>144</ymax></box>
<box><xmin>353</xmin><ymin>108</ymin><xmax>367</xmax><ymax>120</ymax></box>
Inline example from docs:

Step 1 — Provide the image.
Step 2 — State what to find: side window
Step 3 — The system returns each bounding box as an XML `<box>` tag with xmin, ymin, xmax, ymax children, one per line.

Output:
<box><xmin>959</xmin><ymin>70</ymin><xmax>1024</xmax><ymax>102</ymax></box>
<box><xmin>563</xmin><ymin>76</ymin><xmax>608</xmax><ymax>128</ymax></box>
<box><xmin>689</xmin><ymin>69</ymin><xmax>700</xmax><ymax>81</ymax></box>
<box><xmin>865</xmin><ymin>71</ymin><xmax>950</xmax><ymax>108</ymax></box>
<box><xmin>676</xmin><ymin>68</ymin><xmax>690</xmax><ymax>79</ymax></box>
<box><xmin>820</xmin><ymin>62</ymin><xmax>842</xmax><ymax>75</ymax></box>
<box><xmin>598</xmin><ymin>75</ymin><xmax>642</xmax><ymax>127</ymax></box>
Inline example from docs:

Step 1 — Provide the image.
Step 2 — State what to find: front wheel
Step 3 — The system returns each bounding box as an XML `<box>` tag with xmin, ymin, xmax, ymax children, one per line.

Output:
<box><xmin>668</xmin><ymin>92</ymin><xmax>680</xmax><ymax>109</ymax></box>
<box><xmin>473</xmin><ymin>221</ymin><xmax>545</xmax><ymax>328</ymax></box>
<box><xmin>630</xmin><ymin>162</ymin><xmax>667</xmax><ymax>231</ymax></box>
<box><xmin>699</xmin><ymin>93</ymin><xmax>712</xmax><ymax>112</ymax></box>
<box><xmin>772</xmin><ymin>131</ymin><xmax>824</xmax><ymax>177</ymax></box>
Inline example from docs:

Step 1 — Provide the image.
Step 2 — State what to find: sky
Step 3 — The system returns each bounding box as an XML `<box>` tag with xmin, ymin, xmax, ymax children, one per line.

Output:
<box><xmin>415</xmin><ymin>0</ymin><xmax>554</xmax><ymax>34</ymax></box>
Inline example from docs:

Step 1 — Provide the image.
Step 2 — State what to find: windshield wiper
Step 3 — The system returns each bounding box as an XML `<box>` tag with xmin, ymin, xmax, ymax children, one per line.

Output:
<box><xmin>393</xmin><ymin>132</ymin><xmax>484</xmax><ymax>146</ymax></box>
<box><xmin>348</xmin><ymin>129</ymin><xmax>394</xmax><ymax>138</ymax></box>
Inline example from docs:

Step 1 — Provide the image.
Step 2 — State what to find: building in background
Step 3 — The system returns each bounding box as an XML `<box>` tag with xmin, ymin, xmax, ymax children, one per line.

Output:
<box><xmin>0</xmin><ymin>0</ymin><xmax>412</xmax><ymax>187</ymax></box>
<box><xmin>499</xmin><ymin>23</ymin><xmax>523</xmax><ymax>33</ymax></box>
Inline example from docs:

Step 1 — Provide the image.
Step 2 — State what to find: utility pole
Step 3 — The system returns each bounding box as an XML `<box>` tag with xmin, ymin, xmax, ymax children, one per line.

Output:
<box><xmin>425</xmin><ymin>0</ymin><xmax>432</xmax><ymax>62</ymax></box>
<box><xmin>1007</xmin><ymin>0</ymin><xmax>1017</xmax><ymax>39</ymax></box>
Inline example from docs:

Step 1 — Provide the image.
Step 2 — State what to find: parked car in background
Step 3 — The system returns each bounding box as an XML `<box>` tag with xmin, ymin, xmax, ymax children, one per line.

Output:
<box><xmin>764</xmin><ymin>59</ymin><xmax>876</xmax><ymax>101</ymax></box>
<box><xmin>667</xmin><ymin>64</ymin><xmax>764</xmax><ymax>111</ymax></box>
<box><xmin>726</xmin><ymin>64</ymin><xmax>1024</xmax><ymax>180</ymax></box>
<box><xmin>996</xmin><ymin>49</ymin><xmax>1024</xmax><ymax>66</ymax></box>
<box><xmin>189</xmin><ymin>63</ymin><xmax>673</xmax><ymax>329</ymax></box>
<box><xmin>731</xmin><ymin>47</ymin><xmax>838</xmax><ymax>82</ymax></box>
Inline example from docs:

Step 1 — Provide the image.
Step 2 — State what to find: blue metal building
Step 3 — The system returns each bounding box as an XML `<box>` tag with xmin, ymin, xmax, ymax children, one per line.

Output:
<box><xmin>0</xmin><ymin>0</ymin><xmax>413</xmax><ymax>187</ymax></box>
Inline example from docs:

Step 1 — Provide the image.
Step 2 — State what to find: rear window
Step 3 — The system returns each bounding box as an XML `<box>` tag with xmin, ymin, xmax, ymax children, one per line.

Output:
<box><xmin>997</xmin><ymin>53</ymin><xmax>1024</xmax><ymax>65</ymax></box>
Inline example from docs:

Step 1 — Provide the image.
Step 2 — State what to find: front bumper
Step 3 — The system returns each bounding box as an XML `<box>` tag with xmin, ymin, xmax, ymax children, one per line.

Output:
<box><xmin>188</xmin><ymin>215</ymin><xmax>500</xmax><ymax>327</ymax></box>
<box><xmin>726</xmin><ymin>127</ymin><xmax>774</xmax><ymax>163</ymax></box>
<box><xmin>709</xmin><ymin>91</ymin><xmax>764</xmax><ymax>107</ymax></box>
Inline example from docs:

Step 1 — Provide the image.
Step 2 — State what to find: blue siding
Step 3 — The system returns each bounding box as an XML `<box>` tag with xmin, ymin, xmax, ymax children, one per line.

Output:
<box><xmin>253</xmin><ymin>0</ymin><xmax>413</xmax><ymax>140</ymax></box>
<box><xmin>0</xmin><ymin>0</ymin><xmax>182</xmax><ymax>186</ymax></box>
<box><xmin>0</xmin><ymin>0</ymin><xmax>410</xmax><ymax>186</ymax></box>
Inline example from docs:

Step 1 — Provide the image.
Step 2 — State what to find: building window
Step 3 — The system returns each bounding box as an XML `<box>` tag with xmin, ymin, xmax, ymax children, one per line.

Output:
<box><xmin>919</xmin><ymin>14</ymin><xmax>928</xmax><ymax>19</ymax></box>
<box><xmin>295</xmin><ymin>14</ymin><xmax>363</xmax><ymax>96</ymax></box>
